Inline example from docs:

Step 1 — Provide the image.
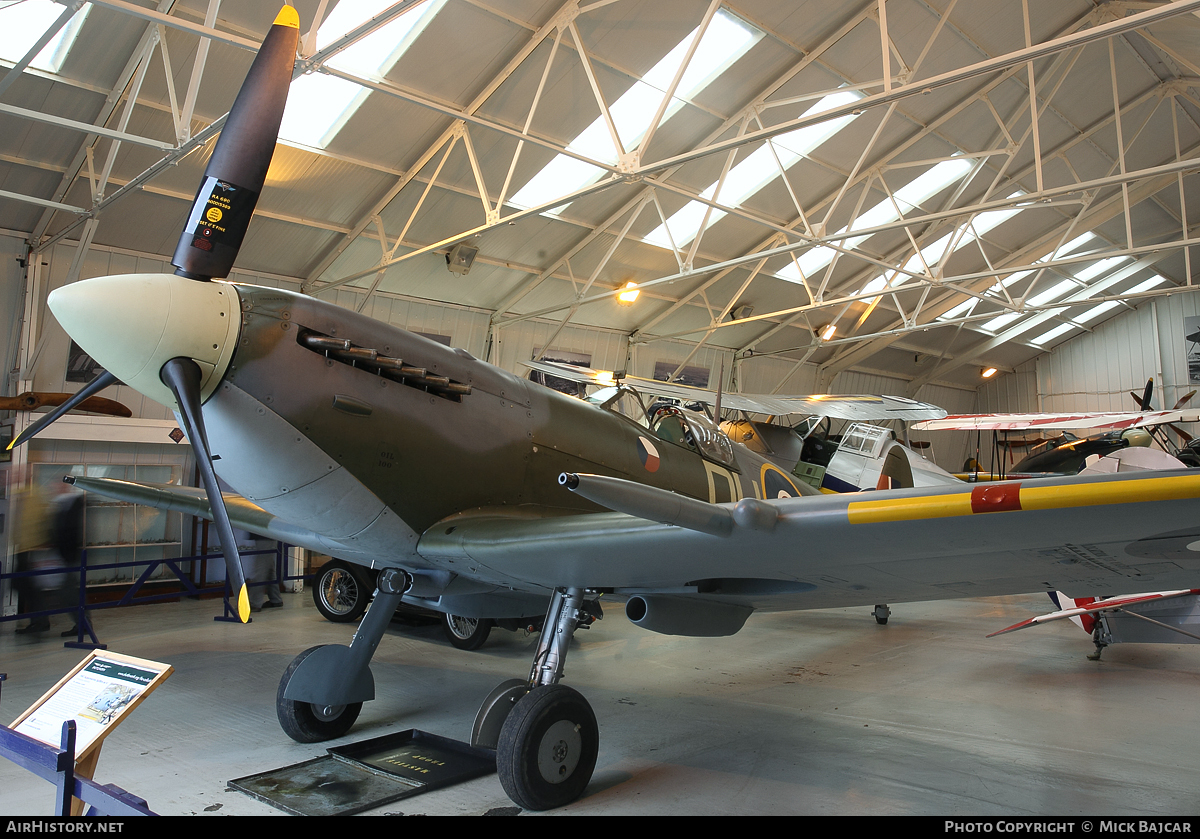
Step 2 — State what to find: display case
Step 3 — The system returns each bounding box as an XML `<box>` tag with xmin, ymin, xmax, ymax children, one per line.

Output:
<box><xmin>30</xmin><ymin>463</ymin><xmax>185</xmax><ymax>586</ymax></box>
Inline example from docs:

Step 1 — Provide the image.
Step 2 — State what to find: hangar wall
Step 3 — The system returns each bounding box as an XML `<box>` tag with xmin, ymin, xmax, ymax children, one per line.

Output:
<box><xmin>1</xmin><ymin>232</ymin><xmax>28</xmax><ymax>403</ymax></box>
<box><xmin>972</xmin><ymin>289</ymin><xmax>1200</xmax><ymax>469</ymax></box>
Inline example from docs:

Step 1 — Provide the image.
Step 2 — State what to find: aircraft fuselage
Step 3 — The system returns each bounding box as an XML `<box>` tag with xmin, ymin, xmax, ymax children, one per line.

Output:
<box><xmin>205</xmin><ymin>283</ymin><xmax>804</xmax><ymax>566</ymax></box>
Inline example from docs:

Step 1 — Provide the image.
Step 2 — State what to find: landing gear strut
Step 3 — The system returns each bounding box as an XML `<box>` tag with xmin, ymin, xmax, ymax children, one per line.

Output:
<box><xmin>475</xmin><ymin>587</ymin><xmax>599</xmax><ymax>811</ymax></box>
<box><xmin>276</xmin><ymin>567</ymin><xmax>408</xmax><ymax>743</ymax></box>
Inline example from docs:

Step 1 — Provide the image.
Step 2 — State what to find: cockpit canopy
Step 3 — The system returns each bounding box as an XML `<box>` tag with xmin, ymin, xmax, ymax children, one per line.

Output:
<box><xmin>650</xmin><ymin>406</ymin><xmax>737</xmax><ymax>469</ymax></box>
<box><xmin>588</xmin><ymin>385</ymin><xmax>737</xmax><ymax>469</ymax></box>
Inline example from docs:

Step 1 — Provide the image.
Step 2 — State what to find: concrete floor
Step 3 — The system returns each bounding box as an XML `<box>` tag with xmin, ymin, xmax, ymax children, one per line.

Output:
<box><xmin>1</xmin><ymin>589</ymin><xmax>1198</xmax><ymax>816</ymax></box>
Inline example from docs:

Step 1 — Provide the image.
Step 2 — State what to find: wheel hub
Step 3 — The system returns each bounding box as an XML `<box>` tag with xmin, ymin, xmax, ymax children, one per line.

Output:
<box><xmin>537</xmin><ymin>720</ymin><xmax>582</xmax><ymax>784</ymax></box>
<box><xmin>447</xmin><ymin>615</ymin><xmax>478</xmax><ymax>639</ymax></box>
<box><xmin>313</xmin><ymin>703</ymin><xmax>346</xmax><ymax>722</ymax></box>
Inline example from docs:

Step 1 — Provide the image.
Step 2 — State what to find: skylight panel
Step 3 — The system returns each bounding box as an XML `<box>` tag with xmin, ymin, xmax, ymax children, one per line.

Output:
<box><xmin>939</xmin><ymin>234</ymin><xmax>1100</xmax><ymax>324</ymax></box>
<box><xmin>1076</xmin><ymin>275</ymin><xmax>1167</xmax><ymax>324</ymax></box>
<box><xmin>279</xmin><ymin>0</ymin><xmax>444</xmax><ymax>149</ymax></box>
<box><xmin>981</xmin><ymin>311</ymin><xmax>1022</xmax><ymax>332</ymax></box>
<box><xmin>1072</xmin><ymin>255</ymin><xmax>1128</xmax><ymax>282</ymax></box>
<box><xmin>856</xmin><ymin>195</ymin><xmax>1025</xmax><ymax>298</ymax></box>
<box><xmin>777</xmin><ymin>157</ymin><xmax>973</xmax><ymax>285</ymax></box>
<box><xmin>1025</xmin><ymin>279</ymin><xmax>1077</xmax><ymax>308</ymax></box>
<box><xmin>0</xmin><ymin>0</ymin><xmax>90</xmax><ymax>73</ymax></box>
<box><xmin>1031</xmin><ymin>323</ymin><xmax>1077</xmax><ymax>346</ymax></box>
<box><xmin>510</xmin><ymin>10</ymin><xmax>762</xmax><ymax>210</ymax></box>
<box><xmin>644</xmin><ymin>89</ymin><xmax>864</xmax><ymax>249</ymax></box>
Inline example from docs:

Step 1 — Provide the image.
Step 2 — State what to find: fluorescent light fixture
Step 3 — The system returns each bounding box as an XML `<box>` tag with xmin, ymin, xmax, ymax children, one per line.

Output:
<box><xmin>510</xmin><ymin>10</ymin><xmax>761</xmax><ymax>211</ymax></box>
<box><xmin>280</xmin><ymin>0</ymin><xmax>445</xmax><ymax>149</ymax></box>
<box><xmin>981</xmin><ymin>367</ymin><xmax>998</xmax><ymax>378</ymax></box>
<box><xmin>617</xmin><ymin>282</ymin><xmax>640</xmax><ymax>305</ymax></box>
<box><xmin>818</xmin><ymin>323</ymin><xmax>836</xmax><ymax>341</ymax></box>
<box><xmin>644</xmin><ymin>89</ymin><xmax>864</xmax><ymax>249</ymax></box>
<box><xmin>0</xmin><ymin>0</ymin><xmax>90</xmax><ymax>73</ymax></box>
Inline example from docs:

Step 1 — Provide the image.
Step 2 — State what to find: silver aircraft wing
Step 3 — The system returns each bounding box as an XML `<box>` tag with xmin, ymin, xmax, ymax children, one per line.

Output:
<box><xmin>523</xmin><ymin>359</ymin><xmax>947</xmax><ymax>421</ymax></box>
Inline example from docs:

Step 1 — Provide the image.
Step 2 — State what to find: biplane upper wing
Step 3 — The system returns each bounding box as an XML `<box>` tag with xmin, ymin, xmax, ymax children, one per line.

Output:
<box><xmin>523</xmin><ymin>359</ymin><xmax>947</xmax><ymax>421</ymax></box>
<box><xmin>913</xmin><ymin>409</ymin><xmax>1200</xmax><ymax>432</ymax></box>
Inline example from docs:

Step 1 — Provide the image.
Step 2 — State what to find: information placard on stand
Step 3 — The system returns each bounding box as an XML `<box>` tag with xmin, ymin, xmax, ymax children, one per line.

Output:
<box><xmin>9</xmin><ymin>651</ymin><xmax>171</xmax><ymax>814</ymax></box>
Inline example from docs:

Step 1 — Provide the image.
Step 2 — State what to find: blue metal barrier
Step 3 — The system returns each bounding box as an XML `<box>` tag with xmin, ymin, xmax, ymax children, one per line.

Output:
<box><xmin>0</xmin><ymin>720</ymin><xmax>156</xmax><ymax>816</ymax></box>
<box><xmin>2</xmin><ymin>542</ymin><xmax>297</xmax><ymax>646</ymax></box>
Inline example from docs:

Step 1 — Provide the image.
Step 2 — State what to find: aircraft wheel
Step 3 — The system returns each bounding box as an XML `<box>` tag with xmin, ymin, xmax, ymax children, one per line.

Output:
<box><xmin>312</xmin><ymin>561</ymin><xmax>370</xmax><ymax>623</ymax></box>
<box><xmin>496</xmin><ymin>684</ymin><xmax>598</xmax><ymax>811</ymax></box>
<box><xmin>873</xmin><ymin>604</ymin><xmax>891</xmax><ymax>625</ymax></box>
<box><xmin>442</xmin><ymin>614</ymin><xmax>493</xmax><ymax>650</ymax></box>
<box><xmin>276</xmin><ymin>645</ymin><xmax>362</xmax><ymax>743</ymax></box>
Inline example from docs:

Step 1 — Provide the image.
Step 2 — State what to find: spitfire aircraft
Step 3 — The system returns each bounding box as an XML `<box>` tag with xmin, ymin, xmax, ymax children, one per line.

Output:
<box><xmin>15</xmin><ymin>8</ymin><xmax>1200</xmax><ymax>811</ymax></box>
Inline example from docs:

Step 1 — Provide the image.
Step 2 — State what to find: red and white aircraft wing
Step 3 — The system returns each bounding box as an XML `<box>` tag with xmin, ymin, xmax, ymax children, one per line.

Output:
<box><xmin>987</xmin><ymin>589</ymin><xmax>1200</xmax><ymax>637</ymax></box>
<box><xmin>913</xmin><ymin>410</ymin><xmax>1200</xmax><ymax>432</ymax></box>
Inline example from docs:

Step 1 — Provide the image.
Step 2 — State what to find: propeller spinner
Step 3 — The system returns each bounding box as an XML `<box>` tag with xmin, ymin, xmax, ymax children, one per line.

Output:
<box><xmin>14</xmin><ymin>7</ymin><xmax>300</xmax><ymax>622</ymax></box>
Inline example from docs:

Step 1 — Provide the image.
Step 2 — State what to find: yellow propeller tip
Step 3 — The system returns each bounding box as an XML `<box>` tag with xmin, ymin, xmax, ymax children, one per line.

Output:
<box><xmin>273</xmin><ymin>5</ymin><xmax>300</xmax><ymax>29</ymax></box>
<box><xmin>237</xmin><ymin>585</ymin><xmax>251</xmax><ymax>623</ymax></box>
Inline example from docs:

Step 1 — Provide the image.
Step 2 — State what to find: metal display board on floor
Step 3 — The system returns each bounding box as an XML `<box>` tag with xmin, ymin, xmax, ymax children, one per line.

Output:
<box><xmin>230</xmin><ymin>729</ymin><xmax>496</xmax><ymax>815</ymax></box>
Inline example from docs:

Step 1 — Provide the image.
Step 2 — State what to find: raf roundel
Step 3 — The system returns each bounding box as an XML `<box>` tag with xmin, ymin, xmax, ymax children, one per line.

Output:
<box><xmin>637</xmin><ymin>436</ymin><xmax>661</xmax><ymax>472</ymax></box>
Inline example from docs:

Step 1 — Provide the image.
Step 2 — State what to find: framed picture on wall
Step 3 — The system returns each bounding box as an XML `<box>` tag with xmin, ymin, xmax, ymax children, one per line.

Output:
<box><xmin>1186</xmin><ymin>315</ymin><xmax>1200</xmax><ymax>384</ymax></box>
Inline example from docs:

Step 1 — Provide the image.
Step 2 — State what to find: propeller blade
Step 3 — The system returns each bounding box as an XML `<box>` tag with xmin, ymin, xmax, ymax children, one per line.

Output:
<box><xmin>160</xmin><ymin>357</ymin><xmax>250</xmax><ymax>622</ymax></box>
<box><xmin>171</xmin><ymin>6</ymin><xmax>299</xmax><ymax>281</ymax></box>
<box><xmin>1174</xmin><ymin>390</ymin><xmax>1197</xmax><ymax>410</ymax></box>
<box><xmin>1167</xmin><ymin>423</ymin><xmax>1194</xmax><ymax>445</ymax></box>
<box><xmin>0</xmin><ymin>391</ymin><xmax>131</xmax><ymax>417</ymax></box>
<box><xmin>1140</xmin><ymin>378</ymin><xmax>1155</xmax><ymax>412</ymax></box>
<box><xmin>7</xmin><ymin>370</ymin><xmax>120</xmax><ymax>451</ymax></box>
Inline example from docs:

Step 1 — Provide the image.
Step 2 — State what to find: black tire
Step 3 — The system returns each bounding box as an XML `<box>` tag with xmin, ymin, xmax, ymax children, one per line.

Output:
<box><xmin>276</xmin><ymin>645</ymin><xmax>362</xmax><ymax>743</ymax></box>
<box><xmin>312</xmin><ymin>561</ymin><xmax>370</xmax><ymax>623</ymax></box>
<box><xmin>497</xmin><ymin>684</ymin><xmax>598</xmax><ymax>811</ymax></box>
<box><xmin>442</xmin><ymin>614</ymin><xmax>493</xmax><ymax>650</ymax></box>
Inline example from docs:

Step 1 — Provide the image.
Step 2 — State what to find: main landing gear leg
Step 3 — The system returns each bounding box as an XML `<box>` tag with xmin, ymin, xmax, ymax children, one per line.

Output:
<box><xmin>1087</xmin><ymin>620</ymin><xmax>1109</xmax><ymax>661</ymax></box>
<box><xmin>474</xmin><ymin>587</ymin><xmax>599</xmax><ymax>811</ymax></box>
<box><xmin>277</xmin><ymin>568</ymin><xmax>409</xmax><ymax>743</ymax></box>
